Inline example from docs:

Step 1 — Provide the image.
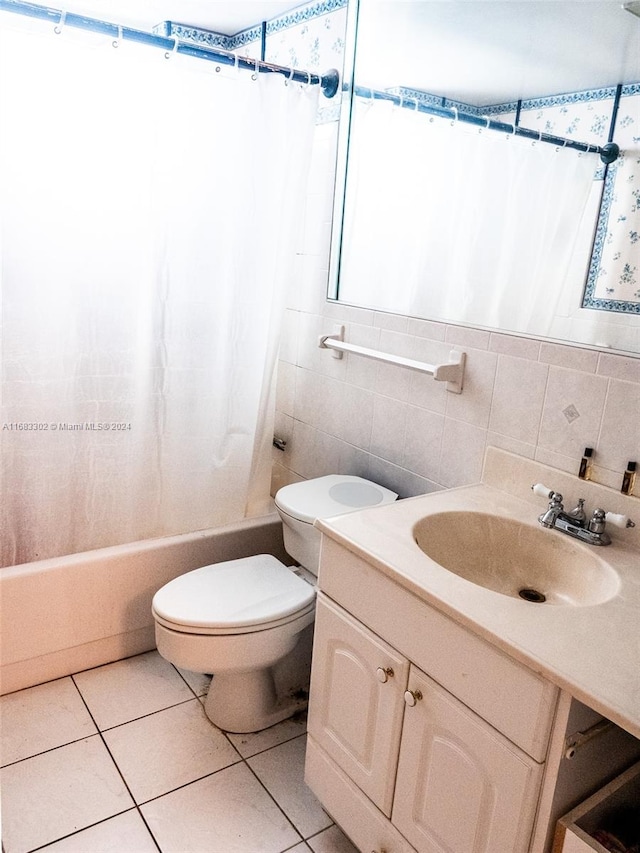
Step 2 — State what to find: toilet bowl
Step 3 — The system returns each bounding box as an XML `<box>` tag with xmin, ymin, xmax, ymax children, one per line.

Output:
<box><xmin>152</xmin><ymin>475</ymin><xmax>397</xmax><ymax>733</ymax></box>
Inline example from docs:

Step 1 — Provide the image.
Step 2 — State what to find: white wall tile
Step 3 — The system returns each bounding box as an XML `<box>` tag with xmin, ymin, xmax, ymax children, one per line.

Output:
<box><xmin>367</xmin><ymin>455</ymin><xmax>437</xmax><ymax>498</ymax></box>
<box><xmin>438</xmin><ymin>419</ymin><xmax>487</xmax><ymax>488</ymax></box>
<box><xmin>539</xmin><ymin>342</ymin><xmax>599</xmax><ymax>373</ymax></box>
<box><xmin>597</xmin><ymin>379</ymin><xmax>640</xmax><ymax>473</ymax></box>
<box><xmin>407</xmin><ymin>317</ymin><xmax>447</xmax><ymax>341</ymax></box>
<box><xmin>280</xmin><ymin>309</ymin><xmax>300</xmax><ymax>365</ymax></box>
<box><xmin>344</xmin><ymin>323</ymin><xmax>381</xmax><ymax>390</ymax></box>
<box><xmin>332</xmin><ymin>382</ymin><xmax>375</xmax><ymax>450</ymax></box>
<box><xmin>445</xmin><ymin>348</ymin><xmax>497</xmax><ymax>429</ymax></box>
<box><xmin>445</xmin><ymin>325</ymin><xmax>490</xmax><ymax>350</ymax></box>
<box><xmin>403</xmin><ymin>407</ymin><xmax>445</xmax><ymax>481</ymax></box>
<box><xmin>489</xmin><ymin>356</ymin><xmax>549</xmax><ymax>445</ymax></box>
<box><xmin>597</xmin><ymin>352</ymin><xmax>640</xmax><ymax>383</ymax></box>
<box><xmin>276</xmin><ymin>361</ymin><xmax>296</xmax><ymax>417</ymax></box>
<box><xmin>489</xmin><ymin>333</ymin><xmax>541</xmax><ymax>361</ymax></box>
<box><xmin>538</xmin><ymin>367</ymin><xmax>608</xmax><ymax>460</ymax></box>
<box><xmin>370</xmin><ymin>396</ymin><xmax>408</xmax><ymax>466</ymax></box>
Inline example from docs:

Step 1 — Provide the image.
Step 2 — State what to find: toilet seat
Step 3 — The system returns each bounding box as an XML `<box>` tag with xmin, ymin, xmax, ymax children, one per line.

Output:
<box><xmin>151</xmin><ymin>554</ymin><xmax>315</xmax><ymax>636</ymax></box>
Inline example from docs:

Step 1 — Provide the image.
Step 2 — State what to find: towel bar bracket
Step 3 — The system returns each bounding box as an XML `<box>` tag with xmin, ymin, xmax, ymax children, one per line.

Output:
<box><xmin>318</xmin><ymin>324</ymin><xmax>466</xmax><ymax>393</ymax></box>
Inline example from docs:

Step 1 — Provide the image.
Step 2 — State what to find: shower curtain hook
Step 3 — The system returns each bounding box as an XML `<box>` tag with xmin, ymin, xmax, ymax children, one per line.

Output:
<box><xmin>450</xmin><ymin>106</ymin><xmax>458</xmax><ymax>126</ymax></box>
<box><xmin>251</xmin><ymin>57</ymin><xmax>259</xmax><ymax>81</ymax></box>
<box><xmin>306</xmin><ymin>71</ymin><xmax>312</xmax><ymax>87</ymax></box>
<box><xmin>164</xmin><ymin>36</ymin><xmax>179</xmax><ymax>60</ymax></box>
<box><xmin>285</xmin><ymin>66</ymin><xmax>295</xmax><ymax>86</ymax></box>
<box><xmin>53</xmin><ymin>10</ymin><xmax>66</xmax><ymax>34</ymax></box>
<box><xmin>112</xmin><ymin>24</ymin><xmax>122</xmax><ymax>49</ymax></box>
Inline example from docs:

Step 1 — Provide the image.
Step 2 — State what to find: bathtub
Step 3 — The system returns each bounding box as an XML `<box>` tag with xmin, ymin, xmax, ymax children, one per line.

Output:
<box><xmin>0</xmin><ymin>514</ymin><xmax>288</xmax><ymax>695</ymax></box>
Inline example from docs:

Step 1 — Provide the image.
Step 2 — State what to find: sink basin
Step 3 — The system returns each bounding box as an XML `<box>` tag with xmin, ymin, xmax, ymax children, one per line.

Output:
<box><xmin>413</xmin><ymin>511</ymin><xmax>620</xmax><ymax>606</ymax></box>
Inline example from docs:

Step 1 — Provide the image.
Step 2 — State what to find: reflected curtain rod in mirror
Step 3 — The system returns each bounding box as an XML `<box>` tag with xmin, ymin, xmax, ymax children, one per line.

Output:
<box><xmin>328</xmin><ymin>0</ymin><xmax>640</xmax><ymax>356</ymax></box>
<box><xmin>353</xmin><ymin>84</ymin><xmax>621</xmax><ymax>164</ymax></box>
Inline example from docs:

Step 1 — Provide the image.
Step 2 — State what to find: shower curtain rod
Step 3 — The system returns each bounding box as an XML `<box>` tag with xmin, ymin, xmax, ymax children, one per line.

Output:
<box><xmin>354</xmin><ymin>85</ymin><xmax>620</xmax><ymax>165</ymax></box>
<box><xmin>0</xmin><ymin>0</ymin><xmax>341</xmax><ymax>98</ymax></box>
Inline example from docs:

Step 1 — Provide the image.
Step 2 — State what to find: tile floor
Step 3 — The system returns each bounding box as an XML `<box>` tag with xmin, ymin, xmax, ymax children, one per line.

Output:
<box><xmin>0</xmin><ymin>650</ymin><xmax>358</xmax><ymax>853</ymax></box>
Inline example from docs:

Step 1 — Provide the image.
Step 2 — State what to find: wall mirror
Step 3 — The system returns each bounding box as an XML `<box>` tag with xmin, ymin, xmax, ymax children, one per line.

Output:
<box><xmin>329</xmin><ymin>0</ymin><xmax>640</xmax><ymax>355</ymax></box>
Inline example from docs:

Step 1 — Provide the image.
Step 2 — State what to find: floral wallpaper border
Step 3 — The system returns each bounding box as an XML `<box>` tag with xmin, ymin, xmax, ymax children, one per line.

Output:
<box><xmin>154</xmin><ymin>0</ymin><xmax>347</xmax><ymax>54</ymax></box>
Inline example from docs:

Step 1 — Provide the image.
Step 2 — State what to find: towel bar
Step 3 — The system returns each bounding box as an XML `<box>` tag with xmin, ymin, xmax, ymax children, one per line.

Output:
<box><xmin>318</xmin><ymin>325</ymin><xmax>466</xmax><ymax>394</ymax></box>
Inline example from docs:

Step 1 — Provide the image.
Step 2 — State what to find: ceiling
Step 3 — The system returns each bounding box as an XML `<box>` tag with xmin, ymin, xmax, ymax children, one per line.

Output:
<box><xmin>47</xmin><ymin>1</ymin><xmax>304</xmax><ymax>34</ymax></box>
<box><xmin>355</xmin><ymin>1</ymin><xmax>640</xmax><ymax>105</ymax></box>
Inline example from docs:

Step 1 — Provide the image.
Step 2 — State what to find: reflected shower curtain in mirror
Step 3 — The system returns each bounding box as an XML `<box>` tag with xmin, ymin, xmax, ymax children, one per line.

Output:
<box><xmin>0</xmin><ymin>23</ymin><xmax>318</xmax><ymax>566</ymax></box>
<box><xmin>339</xmin><ymin>98</ymin><xmax>599</xmax><ymax>331</ymax></box>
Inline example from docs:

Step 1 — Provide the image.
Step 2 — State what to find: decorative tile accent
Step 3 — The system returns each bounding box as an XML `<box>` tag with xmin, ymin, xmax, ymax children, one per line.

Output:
<box><xmin>154</xmin><ymin>0</ymin><xmax>347</xmax><ymax>64</ymax></box>
<box><xmin>153</xmin><ymin>21</ymin><xmax>231</xmax><ymax>49</ymax></box>
<box><xmin>584</xmin><ymin>91</ymin><xmax>640</xmax><ymax>313</ymax></box>
<box><xmin>153</xmin><ymin>0</ymin><xmax>348</xmax><ymax>123</ymax></box>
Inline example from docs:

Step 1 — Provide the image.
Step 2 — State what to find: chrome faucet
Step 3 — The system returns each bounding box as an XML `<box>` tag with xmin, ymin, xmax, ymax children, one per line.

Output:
<box><xmin>532</xmin><ymin>484</ymin><xmax>635</xmax><ymax>546</ymax></box>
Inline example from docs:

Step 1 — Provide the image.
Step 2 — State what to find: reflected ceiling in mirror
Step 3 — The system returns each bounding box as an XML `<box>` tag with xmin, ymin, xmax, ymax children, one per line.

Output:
<box><xmin>331</xmin><ymin>1</ymin><xmax>640</xmax><ymax>355</ymax></box>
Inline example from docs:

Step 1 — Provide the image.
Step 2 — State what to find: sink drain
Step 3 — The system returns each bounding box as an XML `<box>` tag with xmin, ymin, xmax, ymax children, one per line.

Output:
<box><xmin>518</xmin><ymin>588</ymin><xmax>547</xmax><ymax>603</ymax></box>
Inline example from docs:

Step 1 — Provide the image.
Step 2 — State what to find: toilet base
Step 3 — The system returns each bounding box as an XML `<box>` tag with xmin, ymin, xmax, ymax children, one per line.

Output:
<box><xmin>203</xmin><ymin>623</ymin><xmax>313</xmax><ymax>733</ymax></box>
<box><xmin>204</xmin><ymin>666</ymin><xmax>308</xmax><ymax>733</ymax></box>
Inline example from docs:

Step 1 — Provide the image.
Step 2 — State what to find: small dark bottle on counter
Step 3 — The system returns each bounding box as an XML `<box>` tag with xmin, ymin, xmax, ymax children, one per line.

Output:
<box><xmin>621</xmin><ymin>461</ymin><xmax>636</xmax><ymax>496</ymax></box>
<box><xmin>578</xmin><ymin>447</ymin><xmax>593</xmax><ymax>480</ymax></box>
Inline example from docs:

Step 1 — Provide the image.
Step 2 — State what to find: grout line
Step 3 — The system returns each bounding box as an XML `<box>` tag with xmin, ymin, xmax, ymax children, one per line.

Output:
<box><xmin>5</xmin><ymin>662</ymin><xmax>316</xmax><ymax>853</ymax></box>
<box><xmin>69</xmin><ymin>676</ymin><xmax>164</xmax><ymax>851</ymax></box>
<box><xmin>25</xmin><ymin>808</ymin><xmax>142</xmax><ymax>853</ymax></box>
<box><xmin>0</xmin><ymin>731</ymin><xmax>100</xmax><ymax>769</ymax></box>
<box><xmin>242</xmin><ymin>755</ymin><xmax>306</xmax><ymax>847</ymax></box>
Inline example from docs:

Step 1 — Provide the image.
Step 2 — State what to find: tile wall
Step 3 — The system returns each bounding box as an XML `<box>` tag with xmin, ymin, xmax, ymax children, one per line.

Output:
<box><xmin>272</xmin><ymin>123</ymin><xmax>640</xmax><ymax>500</ymax></box>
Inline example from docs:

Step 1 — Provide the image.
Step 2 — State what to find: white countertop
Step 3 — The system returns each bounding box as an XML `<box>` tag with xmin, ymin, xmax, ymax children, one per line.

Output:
<box><xmin>316</xmin><ymin>448</ymin><xmax>640</xmax><ymax>740</ymax></box>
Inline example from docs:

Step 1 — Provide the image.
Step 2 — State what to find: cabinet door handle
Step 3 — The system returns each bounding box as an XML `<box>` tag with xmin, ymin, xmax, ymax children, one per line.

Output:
<box><xmin>376</xmin><ymin>666</ymin><xmax>394</xmax><ymax>683</ymax></box>
<box><xmin>404</xmin><ymin>688</ymin><xmax>423</xmax><ymax>706</ymax></box>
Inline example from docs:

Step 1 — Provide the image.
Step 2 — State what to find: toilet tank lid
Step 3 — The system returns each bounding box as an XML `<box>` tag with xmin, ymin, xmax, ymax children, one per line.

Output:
<box><xmin>275</xmin><ymin>475</ymin><xmax>397</xmax><ymax>524</ymax></box>
<box><xmin>152</xmin><ymin>554</ymin><xmax>315</xmax><ymax>629</ymax></box>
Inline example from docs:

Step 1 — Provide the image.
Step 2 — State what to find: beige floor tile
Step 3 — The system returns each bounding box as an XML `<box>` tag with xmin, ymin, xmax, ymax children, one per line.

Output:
<box><xmin>248</xmin><ymin>735</ymin><xmax>332</xmax><ymax>839</ymax></box>
<box><xmin>226</xmin><ymin>712</ymin><xmax>307</xmax><ymax>758</ymax></box>
<box><xmin>175</xmin><ymin>667</ymin><xmax>211</xmax><ymax>697</ymax></box>
<box><xmin>141</xmin><ymin>762</ymin><xmax>301</xmax><ymax>853</ymax></box>
<box><xmin>103</xmin><ymin>698</ymin><xmax>240</xmax><ymax>803</ymax></box>
<box><xmin>0</xmin><ymin>677</ymin><xmax>97</xmax><ymax>766</ymax></box>
<box><xmin>1</xmin><ymin>736</ymin><xmax>133</xmax><ymax>853</ymax></box>
<box><xmin>38</xmin><ymin>810</ymin><xmax>158</xmax><ymax>852</ymax></box>
<box><xmin>307</xmin><ymin>825</ymin><xmax>359</xmax><ymax>853</ymax></box>
<box><xmin>73</xmin><ymin>651</ymin><xmax>193</xmax><ymax>730</ymax></box>
<box><xmin>287</xmin><ymin>844</ymin><xmax>313</xmax><ymax>852</ymax></box>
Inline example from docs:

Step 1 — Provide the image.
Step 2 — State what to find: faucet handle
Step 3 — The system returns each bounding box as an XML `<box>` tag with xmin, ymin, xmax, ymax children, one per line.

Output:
<box><xmin>605</xmin><ymin>511</ymin><xmax>636</xmax><ymax>529</ymax></box>
<box><xmin>532</xmin><ymin>483</ymin><xmax>555</xmax><ymax>499</ymax></box>
<box><xmin>588</xmin><ymin>508</ymin><xmax>606</xmax><ymax>534</ymax></box>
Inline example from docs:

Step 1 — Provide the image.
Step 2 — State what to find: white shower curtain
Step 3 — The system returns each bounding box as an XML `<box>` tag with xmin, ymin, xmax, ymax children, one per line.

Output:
<box><xmin>339</xmin><ymin>97</ymin><xmax>598</xmax><ymax>332</ymax></box>
<box><xmin>0</xmin><ymin>22</ymin><xmax>319</xmax><ymax>566</ymax></box>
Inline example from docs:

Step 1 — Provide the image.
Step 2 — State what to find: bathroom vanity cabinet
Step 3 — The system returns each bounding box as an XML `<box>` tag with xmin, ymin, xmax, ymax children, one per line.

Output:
<box><xmin>306</xmin><ymin>535</ymin><xmax>640</xmax><ymax>853</ymax></box>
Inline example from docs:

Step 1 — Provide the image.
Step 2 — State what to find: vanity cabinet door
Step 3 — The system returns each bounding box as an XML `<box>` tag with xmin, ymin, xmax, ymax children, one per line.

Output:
<box><xmin>393</xmin><ymin>666</ymin><xmax>543</xmax><ymax>853</ymax></box>
<box><xmin>308</xmin><ymin>595</ymin><xmax>410</xmax><ymax>816</ymax></box>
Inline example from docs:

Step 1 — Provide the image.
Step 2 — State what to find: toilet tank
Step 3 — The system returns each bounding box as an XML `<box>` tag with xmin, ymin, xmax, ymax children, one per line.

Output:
<box><xmin>275</xmin><ymin>475</ymin><xmax>398</xmax><ymax>575</ymax></box>
<box><xmin>278</xmin><ymin>510</ymin><xmax>323</xmax><ymax>575</ymax></box>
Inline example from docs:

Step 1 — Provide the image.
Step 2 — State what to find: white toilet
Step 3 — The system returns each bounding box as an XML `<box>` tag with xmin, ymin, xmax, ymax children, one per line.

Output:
<box><xmin>152</xmin><ymin>475</ymin><xmax>397</xmax><ymax>733</ymax></box>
